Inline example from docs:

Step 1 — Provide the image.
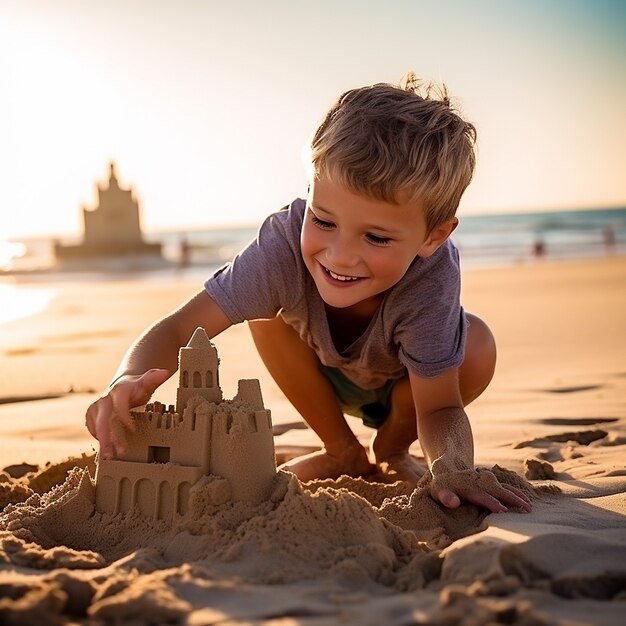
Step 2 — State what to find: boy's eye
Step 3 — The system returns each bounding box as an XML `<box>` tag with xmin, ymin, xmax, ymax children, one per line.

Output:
<box><xmin>311</xmin><ymin>215</ymin><xmax>335</xmax><ymax>230</ymax></box>
<box><xmin>365</xmin><ymin>233</ymin><xmax>391</xmax><ymax>246</ymax></box>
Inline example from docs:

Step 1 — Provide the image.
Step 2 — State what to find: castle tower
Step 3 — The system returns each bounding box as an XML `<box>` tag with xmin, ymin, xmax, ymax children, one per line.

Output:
<box><xmin>209</xmin><ymin>379</ymin><xmax>277</xmax><ymax>504</ymax></box>
<box><xmin>176</xmin><ymin>327</ymin><xmax>223</xmax><ymax>412</ymax></box>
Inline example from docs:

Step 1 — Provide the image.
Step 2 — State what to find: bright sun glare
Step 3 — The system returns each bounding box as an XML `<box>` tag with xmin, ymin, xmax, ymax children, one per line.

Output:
<box><xmin>0</xmin><ymin>241</ymin><xmax>26</xmax><ymax>270</ymax></box>
<box><xmin>0</xmin><ymin>282</ymin><xmax>55</xmax><ymax>326</ymax></box>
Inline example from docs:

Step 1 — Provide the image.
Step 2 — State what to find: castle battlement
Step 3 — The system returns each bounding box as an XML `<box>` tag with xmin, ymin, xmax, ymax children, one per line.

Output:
<box><xmin>210</xmin><ymin>402</ymin><xmax>272</xmax><ymax>436</ymax></box>
<box><xmin>95</xmin><ymin>328</ymin><xmax>277</xmax><ymax>519</ymax></box>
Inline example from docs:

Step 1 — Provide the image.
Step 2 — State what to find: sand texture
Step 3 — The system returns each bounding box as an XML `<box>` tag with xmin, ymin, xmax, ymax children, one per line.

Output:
<box><xmin>1</xmin><ymin>257</ymin><xmax>625</xmax><ymax>625</ymax></box>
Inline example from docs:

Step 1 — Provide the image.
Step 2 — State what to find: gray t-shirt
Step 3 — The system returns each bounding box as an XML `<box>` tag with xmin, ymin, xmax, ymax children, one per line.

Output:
<box><xmin>205</xmin><ymin>198</ymin><xmax>466</xmax><ymax>389</ymax></box>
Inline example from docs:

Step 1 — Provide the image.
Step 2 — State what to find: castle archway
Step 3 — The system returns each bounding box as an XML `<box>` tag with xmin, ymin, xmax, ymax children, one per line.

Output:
<box><xmin>119</xmin><ymin>477</ymin><xmax>132</xmax><ymax>513</ymax></box>
<box><xmin>135</xmin><ymin>478</ymin><xmax>156</xmax><ymax>517</ymax></box>
<box><xmin>158</xmin><ymin>481</ymin><xmax>174</xmax><ymax>521</ymax></box>
<box><xmin>177</xmin><ymin>482</ymin><xmax>191</xmax><ymax>515</ymax></box>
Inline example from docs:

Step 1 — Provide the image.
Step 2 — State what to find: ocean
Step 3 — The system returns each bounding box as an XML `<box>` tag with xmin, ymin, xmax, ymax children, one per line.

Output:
<box><xmin>2</xmin><ymin>206</ymin><xmax>625</xmax><ymax>278</ymax></box>
<box><xmin>453</xmin><ymin>206</ymin><xmax>626</xmax><ymax>267</ymax></box>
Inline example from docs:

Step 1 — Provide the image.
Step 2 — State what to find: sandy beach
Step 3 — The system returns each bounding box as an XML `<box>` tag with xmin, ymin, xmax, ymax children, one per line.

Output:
<box><xmin>1</xmin><ymin>256</ymin><xmax>625</xmax><ymax>625</ymax></box>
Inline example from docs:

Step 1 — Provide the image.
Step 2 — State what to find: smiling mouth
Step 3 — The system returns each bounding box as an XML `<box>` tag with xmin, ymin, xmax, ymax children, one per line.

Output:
<box><xmin>322</xmin><ymin>265</ymin><xmax>362</xmax><ymax>282</ymax></box>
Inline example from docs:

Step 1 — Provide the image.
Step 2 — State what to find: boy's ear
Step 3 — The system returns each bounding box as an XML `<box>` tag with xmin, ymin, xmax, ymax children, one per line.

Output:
<box><xmin>419</xmin><ymin>218</ymin><xmax>459</xmax><ymax>258</ymax></box>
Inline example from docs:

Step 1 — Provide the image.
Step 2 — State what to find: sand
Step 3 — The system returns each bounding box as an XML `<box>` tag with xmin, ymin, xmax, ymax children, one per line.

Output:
<box><xmin>1</xmin><ymin>257</ymin><xmax>625</xmax><ymax>625</ymax></box>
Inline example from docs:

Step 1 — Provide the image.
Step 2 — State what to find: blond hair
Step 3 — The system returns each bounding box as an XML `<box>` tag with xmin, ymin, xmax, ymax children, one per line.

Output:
<box><xmin>307</xmin><ymin>73</ymin><xmax>477</xmax><ymax>232</ymax></box>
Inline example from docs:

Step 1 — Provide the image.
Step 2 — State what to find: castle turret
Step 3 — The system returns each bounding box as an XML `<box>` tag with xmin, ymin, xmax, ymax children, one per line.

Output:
<box><xmin>176</xmin><ymin>327</ymin><xmax>222</xmax><ymax>412</ymax></box>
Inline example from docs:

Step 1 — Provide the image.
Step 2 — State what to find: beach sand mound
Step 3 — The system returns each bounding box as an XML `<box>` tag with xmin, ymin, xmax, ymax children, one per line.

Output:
<box><xmin>2</xmin><ymin>454</ymin><xmax>623</xmax><ymax>626</ymax></box>
<box><xmin>1</xmin><ymin>460</ymin><xmax>521</xmax><ymax>577</ymax></box>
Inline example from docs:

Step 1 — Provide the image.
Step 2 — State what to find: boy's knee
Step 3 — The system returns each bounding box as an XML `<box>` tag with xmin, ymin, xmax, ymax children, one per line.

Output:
<box><xmin>466</xmin><ymin>313</ymin><xmax>496</xmax><ymax>358</ymax></box>
<box><xmin>462</xmin><ymin>313</ymin><xmax>496</xmax><ymax>401</ymax></box>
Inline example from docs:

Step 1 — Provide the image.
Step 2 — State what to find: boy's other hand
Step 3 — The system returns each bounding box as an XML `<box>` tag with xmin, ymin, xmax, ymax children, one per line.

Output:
<box><xmin>279</xmin><ymin>442</ymin><xmax>374</xmax><ymax>482</ymax></box>
<box><xmin>430</xmin><ymin>466</ymin><xmax>532</xmax><ymax>513</ymax></box>
<box><xmin>85</xmin><ymin>368</ymin><xmax>171</xmax><ymax>461</ymax></box>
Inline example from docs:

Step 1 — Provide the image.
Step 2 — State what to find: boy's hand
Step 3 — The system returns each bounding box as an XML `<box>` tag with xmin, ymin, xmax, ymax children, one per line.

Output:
<box><xmin>85</xmin><ymin>368</ymin><xmax>171</xmax><ymax>460</ymax></box>
<box><xmin>429</xmin><ymin>462</ymin><xmax>532</xmax><ymax>513</ymax></box>
<box><xmin>280</xmin><ymin>441</ymin><xmax>375</xmax><ymax>482</ymax></box>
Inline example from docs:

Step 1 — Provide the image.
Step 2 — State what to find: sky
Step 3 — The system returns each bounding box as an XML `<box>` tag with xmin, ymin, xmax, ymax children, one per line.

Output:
<box><xmin>1</xmin><ymin>0</ymin><xmax>625</xmax><ymax>239</ymax></box>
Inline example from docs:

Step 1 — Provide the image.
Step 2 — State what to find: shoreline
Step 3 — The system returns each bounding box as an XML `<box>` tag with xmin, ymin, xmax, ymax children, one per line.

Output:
<box><xmin>3</xmin><ymin>248</ymin><xmax>625</xmax><ymax>276</ymax></box>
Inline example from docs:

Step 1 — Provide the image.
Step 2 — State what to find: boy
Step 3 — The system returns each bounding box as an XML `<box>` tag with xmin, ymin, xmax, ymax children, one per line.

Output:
<box><xmin>86</xmin><ymin>75</ymin><xmax>531</xmax><ymax>514</ymax></box>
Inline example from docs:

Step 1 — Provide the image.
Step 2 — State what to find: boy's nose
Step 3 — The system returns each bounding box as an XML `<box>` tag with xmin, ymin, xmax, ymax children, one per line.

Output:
<box><xmin>325</xmin><ymin>238</ymin><xmax>359</xmax><ymax>269</ymax></box>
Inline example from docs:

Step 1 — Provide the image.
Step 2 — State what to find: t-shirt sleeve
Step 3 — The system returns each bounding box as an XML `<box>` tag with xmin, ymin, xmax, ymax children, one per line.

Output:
<box><xmin>393</xmin><ymin>243</ymin><xmax>467</xmax><ymax>378</ymax></box>
<box><xmin>204</xmin><ymin>202</ymin><xmax>304</xmax><ymax>324</ymax></box>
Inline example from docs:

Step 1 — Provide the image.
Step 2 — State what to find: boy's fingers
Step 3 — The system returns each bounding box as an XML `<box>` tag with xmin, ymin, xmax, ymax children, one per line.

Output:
<box><xmin>85</xmin><ymin>369</ymin><xmax>170</xmax><ymax>459</ymax></box>
<box><xmin>467</xmin><ymin>491</ymin><xmax>509</xmax><ymax>513</ymax></box>
<box><xmin>505</xmin><ymin>484</ymin><xmax>533</xmax><ymax>504</ymax></box>
<box><xmin>109</xmin><ymin>415</ymin><xmax>129</xmax><ymax>457</ymax></box>
<box><xmin>125</xmin><ymin>369</ymin><xmax>170</xmax><ymax>409</ymax></box>
<box><xmin>141</xmin><ymin>368</ymin><xmax>171</xmax><ymax>390</ymax></box>
<box><xmin>110</xmin><ymin>388</ymin><xmax>136</xmax><ymax>431</ymax></box>
<box><xmin>440</xmin><ymin>489</ymin><xmax>506</xmax><ymax>513</ymax></box>
<box><xmin>473</xmin><ymin>469</ymin><xmax>533</xmax><ymax>512</ymax></box>
<box><xmin>432</xmin><ymin>469</ymin><xmax>533</xmax><ymax>513</ymax></box>
<box><xmin>93</xmin><ymin>393</ymin><xmax>132</xmax><ymax>459</ymax></box>
<box><xmin>498</xmin><ymin>486</ymin><xmax>532</xmax><ymax>512</ymax></box>
<box><xmin>436</xmin><ymin>489</ymin><xmax>461</xmax><ymax>509</ymax></box>
<box><xmin>459</xmin><ymin>486</ymin><xmax>530</xmax><ymax>513</ymax></box>
<box><xmin>94</xmin><ymin>399</ymin><xmax>114</xmax><ymax>460</ymax></box>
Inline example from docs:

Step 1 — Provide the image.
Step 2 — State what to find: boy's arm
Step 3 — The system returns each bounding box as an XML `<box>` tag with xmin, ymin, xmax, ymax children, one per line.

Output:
<box><xmin>409</xmin><ymin>368</ymin><xmax>531</xmax><ymax>513</ymax></box>
<box><xmin>111</xmin><ymin>290</ymin><xmax>232</xmax><ymax>379</ymax></box>
<box><xmin>86</xmin><ymin>290</ymin><xmax>232</xmax><ymax>459</ymax></box>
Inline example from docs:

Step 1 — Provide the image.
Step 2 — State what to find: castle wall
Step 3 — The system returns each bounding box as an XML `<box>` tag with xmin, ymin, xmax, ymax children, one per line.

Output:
<box><xmin>123</xmin><ymin>404</ymin><xmax>213</xmax><ymax>471</ymax></box>
<box><xmin>209</xmin><ymin>393</ymin><xmax>276</xmax><ymax>504</ymax></box>
<box><xmin>96</xmin><ymin>461</ymin><xmax>203</xmax><ymax>519</ymax></box>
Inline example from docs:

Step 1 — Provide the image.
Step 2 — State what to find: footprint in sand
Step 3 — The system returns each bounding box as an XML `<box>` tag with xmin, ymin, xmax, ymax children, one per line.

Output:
<box><xmin>517</xmin><ymin>421</ymin><xmax>626</xmax><ymax>480</ymax></box>
<box><xmin>540</xmin><ymin>417</ymin><xmax>618</xmax><ymax>426</ymax></box>
<box><xmin>538</xmin><ymin>384</ymin><xmax>603</xmax><ymax>394</ymax></box>
<box><xmin>514</xmin><ymin>430</ymin><xmax>608</xmax><ymax>449</ymax></box>
<box><xmin>515</xmin><ymin>428</ymin><xmax>607</xmax><ymax>481</ymax></box>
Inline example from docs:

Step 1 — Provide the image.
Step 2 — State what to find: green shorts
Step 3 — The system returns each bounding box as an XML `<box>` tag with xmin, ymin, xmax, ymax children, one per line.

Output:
<box><xmin>319</xmin><ymin>365</ymin><xmax>400</xmax><ymax>429</ymax></box>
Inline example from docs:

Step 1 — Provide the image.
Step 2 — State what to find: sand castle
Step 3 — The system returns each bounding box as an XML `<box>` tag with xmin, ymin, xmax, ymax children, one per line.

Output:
<box><xmin>95</xmin><ymin>328</ymin><xmax>277</xmax><ymax>520</ymax></box>
<box><xmin>54</xmin><ymin>162</ymin><xmax>162</xmax><ymax>261</ymax></box>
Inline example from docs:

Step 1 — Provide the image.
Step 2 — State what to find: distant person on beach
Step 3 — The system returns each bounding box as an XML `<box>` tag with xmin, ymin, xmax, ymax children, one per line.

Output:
<box><xmin>86</xmin><ymin>74</ymin><xmax>531</xmax><ymax>514</ymax></box>
<box><xmin>532</xmin><ymin>237</ymin><xmax>546</xmax><ymax>259</ymax></box>
<box><xmin>179</xmin><ymin>236</ymin><xmax>191</xmax><ymax>268</ymax></box>
<box><xmin>603</xmin><ymin>226</ymin><xmax>616</xmax><ymax>255</ymax></box>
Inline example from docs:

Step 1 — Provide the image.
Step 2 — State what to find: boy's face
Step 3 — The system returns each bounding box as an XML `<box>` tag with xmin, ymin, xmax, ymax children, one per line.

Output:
<box><xmin>301</xmin><ymin>177</ymin><xmax>454</xmax><ymax>312</ymax></box>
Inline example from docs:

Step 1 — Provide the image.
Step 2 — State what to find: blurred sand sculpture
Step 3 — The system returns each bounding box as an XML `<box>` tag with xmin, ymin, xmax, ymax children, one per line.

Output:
<box><xmin>54</xmin><ymin>162</ymin><xmax>163</xmax><ymax>262</ymax></box>
<box><xmin>95</xmin><ymin>327</ymin><xmax>277</xmax><ymax>519</ymax></box>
